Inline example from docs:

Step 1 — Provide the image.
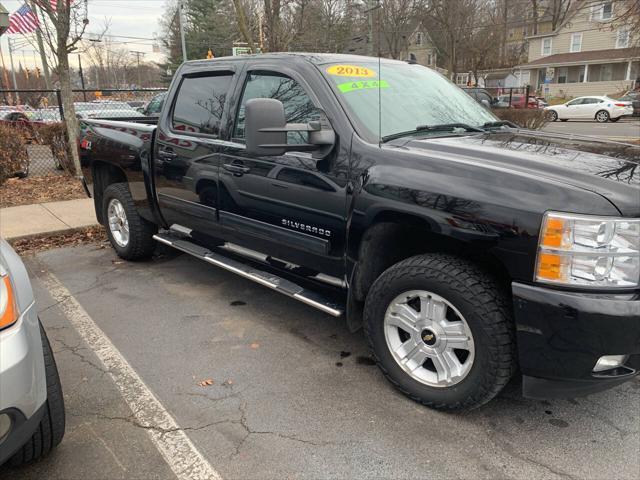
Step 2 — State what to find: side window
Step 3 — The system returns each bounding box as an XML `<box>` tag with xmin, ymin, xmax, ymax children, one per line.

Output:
<box><xmin>172</xmin><ymin>74</ymin><xmax>233</xmax><ymax>136</ymax></box>
<box><xmin>233</xmin><ymin>72</ymin><xmax>320</xmax><ymax>144</ymax></box>
<box><xmin>567</xmin><ymin>99</ymin><xmax>583</xmax><ymax>106</ymax></box>
<box><xmin>276</xmin><ymin>168</ymin><xmax>335</xmax><ymax>191</ymax></box>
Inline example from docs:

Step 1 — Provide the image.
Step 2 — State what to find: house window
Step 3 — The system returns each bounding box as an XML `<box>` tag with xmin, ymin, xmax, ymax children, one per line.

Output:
<box><xmin>616</xmin><ymin>29</ymin><xmax>630</xmax><ymax>48</ymax></box>
<box><xmin>427</xmin><ymin>53</ymin><xmax>433</xmax><ymax>66</ymax></box>
<box><xmin>570</xmin><ymin>33</ymin><xmax>582</xmax><ymax>52</ymax></box>
<box><xmin>541</xmin><ymin>38</ymin><xmax>552</xmax><ymax>56</ymax></box>
<box><xmin>593</xmin><ymin>2</ymin><xmax>613</xmax><ymax>20</ymax></box>
<box><xmin>557</xmin><ymin>67</ymin><xmax>568</xmax><ymax>84</ymax></box>
<box><xmin>416</xmin><ymin>32</ymin><xmax>423</xmax><ymax>46</ymax></box>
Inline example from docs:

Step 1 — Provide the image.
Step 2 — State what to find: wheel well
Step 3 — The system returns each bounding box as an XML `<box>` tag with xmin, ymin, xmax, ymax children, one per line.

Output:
<box><xmin>92</xmin><ymin>161</ymin><xmax>127</xmax><ymax>224</ymax></box>
<box><xmin>352</xmin><ymin>216</ymin><xmax>511</xmax><ymax>304</ymax></box>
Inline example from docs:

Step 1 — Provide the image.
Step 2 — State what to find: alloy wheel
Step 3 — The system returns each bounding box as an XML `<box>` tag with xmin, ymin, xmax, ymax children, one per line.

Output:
<box><xmin>107</xmin><ymin>198</ymin><xmax>130</xmax><ymax>247</ymax></box>
<box><xmin>383</xmin><ymin>290</ymin><xmax>475</xmax><ymax>387</ymax></box>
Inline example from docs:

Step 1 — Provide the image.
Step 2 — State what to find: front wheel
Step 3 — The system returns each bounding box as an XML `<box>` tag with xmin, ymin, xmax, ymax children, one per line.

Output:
<box><xmin>102</xmin><ymin>183</ymin><xmax>157</xmax><ymax>260</ymax></box>
<box><xmin>595</xmin><ymin>110</ymin><xmax>610</xmax><ymax>123</ymax></box>
<box><xmin>364</xmin><ymin>254</ymin><xmax>516</xmax><ymax>411</ymax></box>
<box><xmin>8</xmin><ymin>323</ymin><xmax>65</xmax><ymax>467</ymax></box>
<box><xmin>546</xmin><ymin>110</ymin><xmax>558</xmax><ymax>122</ymax></box>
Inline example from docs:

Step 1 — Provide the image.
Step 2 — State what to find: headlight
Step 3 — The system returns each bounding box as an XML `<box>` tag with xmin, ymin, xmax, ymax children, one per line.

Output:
<box><xmin>535</xmin><ymin>212</ymin><xmax>640</xmax><ymax>289</ymax></box>
<box><xmin>0</xmin><ymin>265</ymin><xmax>19</xmax><ymax>329</ymax></box>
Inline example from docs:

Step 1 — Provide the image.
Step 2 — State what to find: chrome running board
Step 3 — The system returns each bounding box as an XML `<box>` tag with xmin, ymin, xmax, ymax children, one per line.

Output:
<box><xmin>153</xmin><ymin>232</ymin><xmax>344</xmax><ymax>317</ymax></box>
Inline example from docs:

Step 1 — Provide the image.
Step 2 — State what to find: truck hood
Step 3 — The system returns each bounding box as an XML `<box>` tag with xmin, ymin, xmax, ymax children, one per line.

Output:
<box><xmin>386</xmin><ymin>130</ymin><xmax>640</xmax><ymax>216</ymax></box>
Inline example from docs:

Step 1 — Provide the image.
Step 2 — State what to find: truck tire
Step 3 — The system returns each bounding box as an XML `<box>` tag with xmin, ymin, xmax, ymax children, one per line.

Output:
<box><xmin>363</xmin><ymin>254</ymin><xmax>516</xmax><ymax>411</ymax></box>
<box><xmin>8</xmin><ymin>322</ymin><xmax>65</xmax><ymax>467</ymax></box>
<box><xmin>102</xmin><ymin>183</ymin><xmax>156</xmax><ymax>260</ymax></box>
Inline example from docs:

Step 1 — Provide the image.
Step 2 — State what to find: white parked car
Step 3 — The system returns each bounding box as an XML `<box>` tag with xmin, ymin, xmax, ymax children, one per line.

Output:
<box><xmin>545</xmin><ymin>96</ymin><xmax>633</xmax><ymax>123</ymax></box>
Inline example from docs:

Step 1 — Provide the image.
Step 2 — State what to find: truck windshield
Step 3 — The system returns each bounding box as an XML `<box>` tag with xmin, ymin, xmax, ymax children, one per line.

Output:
<box><xmin>321</xmin><ymin>62</ymin><xmax>496</xmax><ymax>142</ymax></box>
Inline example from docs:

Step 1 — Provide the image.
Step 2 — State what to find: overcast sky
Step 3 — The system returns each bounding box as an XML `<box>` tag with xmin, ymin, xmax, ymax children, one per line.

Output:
<box><xmin>1</xmin><ymin>0</ymin><xmax>167</xmax><ymax>70</ymax></box>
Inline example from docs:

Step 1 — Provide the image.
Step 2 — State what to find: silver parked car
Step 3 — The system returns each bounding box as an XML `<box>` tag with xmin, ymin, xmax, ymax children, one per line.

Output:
<box><xmin>0</xmin><ymin>240</ymin><xmax>65</xmax><ymax>467</ymax></box>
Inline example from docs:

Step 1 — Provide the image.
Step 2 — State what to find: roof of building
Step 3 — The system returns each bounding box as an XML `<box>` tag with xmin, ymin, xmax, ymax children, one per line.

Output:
<box><xmin>519</xmin><ymin>47</ymin><xmax>640</xmax><ymax>67</ymax></box>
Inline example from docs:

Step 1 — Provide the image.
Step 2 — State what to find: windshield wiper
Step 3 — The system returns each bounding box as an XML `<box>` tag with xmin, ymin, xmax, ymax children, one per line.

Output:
<box><xmin>482</xmin><ymin>120</ymin><xmax>518</xmax><ymax>129</ymax></box>
<box><xmin>416</xmin><ymin>123</ymin><xmax>485</xmax><ymax>133</ymax></box>
<box><xmin>381</xmin><ymin>123</ymin><xmax>484</xmax><ymax>143</ymax></box>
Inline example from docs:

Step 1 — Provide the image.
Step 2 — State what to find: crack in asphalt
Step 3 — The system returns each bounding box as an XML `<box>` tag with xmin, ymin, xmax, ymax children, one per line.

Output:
<box><xmin>52</xmin><ymin>336</ymin><xmax>111</xmax><ymax>375</ymax></box>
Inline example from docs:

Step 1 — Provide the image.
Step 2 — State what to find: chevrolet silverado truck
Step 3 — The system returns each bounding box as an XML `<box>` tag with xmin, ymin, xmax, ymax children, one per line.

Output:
<box><xmin>78</xmin><ymin>53</ymin><xmax>640</xmax><ymax>411</ymax></box>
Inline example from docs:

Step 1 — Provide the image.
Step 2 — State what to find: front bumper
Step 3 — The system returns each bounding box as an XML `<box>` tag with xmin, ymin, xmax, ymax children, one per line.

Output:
<box><xmin>0</xmin><ymin>302</ymin><xmax>47</xmax><ymax>417</ymax></box>
<box><xmin>512</xmin><ymin>282</ymin><xmax>640</xmax><ymax>399</ymax></box>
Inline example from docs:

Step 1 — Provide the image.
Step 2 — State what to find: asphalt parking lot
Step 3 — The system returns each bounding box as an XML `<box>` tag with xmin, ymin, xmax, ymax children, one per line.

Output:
<box><xmin>542</xmin><ymin>117</ymin><xmax>640</xmax><ymax>140</ymax></box>
<box><xmin>2</xmin><ymin>243</ymin><xmax>639</xmax><ymax>480</ymax></box>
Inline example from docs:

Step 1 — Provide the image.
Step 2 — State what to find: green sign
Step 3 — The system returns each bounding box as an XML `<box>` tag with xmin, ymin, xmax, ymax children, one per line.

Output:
<box><xmin>232</xmin><ymin>46</ymin><xmax>261</xmax><ymax>56</ymax></box>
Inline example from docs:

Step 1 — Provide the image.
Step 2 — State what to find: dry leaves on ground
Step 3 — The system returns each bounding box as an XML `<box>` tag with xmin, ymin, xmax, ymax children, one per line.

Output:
<box><xmin>0</xmin><ymin>174</ymin><xmax>86</xmax><ymax>208</ymax></box>
<box><xmin>197</xmin><ymin>379</ymin><xmax>214</xmax><ymax>387</ymax></box>
<box><xmin>9</xmin><ymin>226</ymin><xmax>108</xmax><ymax>256</ymax></box>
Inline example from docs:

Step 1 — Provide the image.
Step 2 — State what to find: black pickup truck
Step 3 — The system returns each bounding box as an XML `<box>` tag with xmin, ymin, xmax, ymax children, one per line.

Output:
<box><xmin>78</xmin><ymin>53</ymin><xmax>640</xmax><ymax>411</ymax></box>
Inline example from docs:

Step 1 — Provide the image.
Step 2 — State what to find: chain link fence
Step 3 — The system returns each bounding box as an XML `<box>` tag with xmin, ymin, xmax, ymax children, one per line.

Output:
<box><xmin>0</xmin><ymin>88</ymin><xmax>166</xmax><ymax>180</ymax></box>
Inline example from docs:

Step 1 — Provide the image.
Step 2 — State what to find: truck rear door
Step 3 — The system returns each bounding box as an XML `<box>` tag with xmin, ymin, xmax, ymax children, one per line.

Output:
<box><xmin>153</xmin><ymin>67</ymin><xmax>236</xmax><ymax>236</ymax></box>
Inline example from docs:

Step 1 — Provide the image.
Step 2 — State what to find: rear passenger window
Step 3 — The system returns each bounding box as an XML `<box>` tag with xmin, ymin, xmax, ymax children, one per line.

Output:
<box><xmin>172</xmin><ymin>74</ymin><xmax>233</xmax><ymax>136</ymax></box>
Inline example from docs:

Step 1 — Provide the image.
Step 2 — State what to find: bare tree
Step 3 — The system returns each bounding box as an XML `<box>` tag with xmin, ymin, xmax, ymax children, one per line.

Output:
<box><xmin>233</xmin><ymin>0</ymin><xmax>257</xmax><ymax>52</ymax></box>
<box><xmin>549</xmin><ymin>0</ymin><xmax>573</xmax><ymax>30</ymax></box>
<box><xmin>423</xmin><ymin>0</ymin><xmax>478</xmax><ymax>78</ymax></box>
<box><xmin>34</xmin><ymin>0</ymin><xmax>89</xmax><ymax>176</ymax></box>
<box><xmin>379</xmin><ymin>0</ymin><xmax>421</xmax><ymax>59</ymax></box>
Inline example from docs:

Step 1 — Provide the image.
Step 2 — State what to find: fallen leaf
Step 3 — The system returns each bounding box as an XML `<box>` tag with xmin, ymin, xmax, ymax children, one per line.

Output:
<box><xmin>197</xmin><ymin>378</ymin><xmax>214</xmax><ymax>387</ymax></box>
<box><xmin>250</xmin><ymin>342</ymin><xmax>260</xmax><ymax>349</ymax></box>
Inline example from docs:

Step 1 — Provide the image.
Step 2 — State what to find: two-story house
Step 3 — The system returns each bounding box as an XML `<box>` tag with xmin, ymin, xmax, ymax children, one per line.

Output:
<box><xmin>344</xmin><ymin>21</ymin><xmax>439</xmax><ymax>69</ymax></box>
<box><xmin>518</xmin><ymin>0</ymin><xmax>639</xmax><ymax>97</ymax></box>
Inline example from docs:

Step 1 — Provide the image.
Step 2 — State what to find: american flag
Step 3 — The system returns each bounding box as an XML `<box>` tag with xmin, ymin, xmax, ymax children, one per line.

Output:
<box><xmin>7</xmin><ymin>1</ymin><xmax>58</xmax><ymax>34</ymax></box>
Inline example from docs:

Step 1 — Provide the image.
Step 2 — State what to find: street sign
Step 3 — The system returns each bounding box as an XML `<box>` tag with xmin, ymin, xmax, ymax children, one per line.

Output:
<box><xmin>232</xmin><ymin>46</ymin><xmax>261</xmax><ymax>56</ymax></box>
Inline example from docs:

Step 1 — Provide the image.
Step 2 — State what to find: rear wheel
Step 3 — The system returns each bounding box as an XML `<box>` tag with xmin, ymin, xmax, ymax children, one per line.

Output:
<box><xmin>595</xmin><ymin>110</ymin><xmax>610</xmax><ymax>123</ymax></box>
<box><xmin>8</xmin><ymin>322</ymin><xmax>65</xmax><ymax>467</ymax></box>
<box><xmin>364</xmin><ymin>254</ymin><xmax>516</xmax><ymax>411</ymax></box>
<box><xmin>103</xmin><ymin>183</ymin><xmax>157</xmax><ymax>260</ymax></box>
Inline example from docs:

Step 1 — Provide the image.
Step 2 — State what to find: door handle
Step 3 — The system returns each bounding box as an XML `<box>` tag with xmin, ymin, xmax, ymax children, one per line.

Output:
<box><xmin>223</xmin><ymin>163</ymin><xmax>250</xmax><ymax>175</ymax></box>
<box><xmin>158</xmin><ymin>148</ymin><xmax>178</xmax><ymax>160</ymax></box>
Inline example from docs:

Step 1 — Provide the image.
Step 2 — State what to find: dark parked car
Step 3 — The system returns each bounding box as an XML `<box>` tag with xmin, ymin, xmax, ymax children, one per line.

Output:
<box><xmin>78</xmin><ymin>54</ymin><xmax>640</xmax><ymax>411</ymax></box>
<box><xmin>141</xmin><ymin>92</ymin><xmax>167</xmax><ymax>117</ymax></box>
<box><xmin>463</xmin><ymin>87</ymin><xmax>499</xmax><ymax>108</ymax></box>
<box><xmin>618</xmin><ymin>91</ymin><xmax>640</xmax><ymax>116</ymax></box>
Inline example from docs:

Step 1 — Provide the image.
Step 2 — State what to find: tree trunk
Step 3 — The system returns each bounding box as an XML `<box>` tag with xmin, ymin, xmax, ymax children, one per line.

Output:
<box><xmin>57</xmin><ymin>52</ymin><xmax>81</xmax><ymax>177</ymax></box>
<box><xmin>232</xmin><ymin>0</ymin><xmax>256</xmax><ymax>53</ymax></box>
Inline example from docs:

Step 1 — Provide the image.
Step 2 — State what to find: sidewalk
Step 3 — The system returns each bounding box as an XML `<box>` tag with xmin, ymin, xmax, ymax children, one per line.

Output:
<box><xmin>0</xmin><ymin>198</ymin><xmax>98</xmax><ymax>240</ymax></box>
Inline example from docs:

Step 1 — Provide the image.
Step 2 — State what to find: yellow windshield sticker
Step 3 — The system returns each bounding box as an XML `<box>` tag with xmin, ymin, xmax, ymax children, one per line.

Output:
<box><xmin>326</xmin><ymin>65</ymin><xmax>376</xmax><ymax>77</ymax></box>
<box><xmin>337</xmin><ymin>80</ymin><xmax>389</xmax><ymax>93</ymax></box>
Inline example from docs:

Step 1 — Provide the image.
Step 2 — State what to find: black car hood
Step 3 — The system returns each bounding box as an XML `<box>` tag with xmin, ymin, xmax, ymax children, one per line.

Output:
<box><xmin>387</xmin><ymin>130</ymin><xmax>640</xmax><ymax>216</ymax></box>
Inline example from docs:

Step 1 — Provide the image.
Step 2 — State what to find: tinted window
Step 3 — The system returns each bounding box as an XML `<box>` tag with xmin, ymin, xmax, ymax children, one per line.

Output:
<box><xmin>234</xmin><ymin>72</ymin><xmax>320</xmax><ymax>144</ymax></box>
<box><xmin>567</xmin><ymin>99</ymin><xmax>583</xmax><ymax>106</ymax></box>
<box><xmin>172</xmin><ymin>74</ymin><xmax>233</xmax><ymax>136</ymax></box>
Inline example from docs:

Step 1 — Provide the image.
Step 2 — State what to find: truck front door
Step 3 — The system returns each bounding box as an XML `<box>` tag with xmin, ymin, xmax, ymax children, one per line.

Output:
<box><xmin>154</xmin><ymin>68</ymin><xmax>235</xmax><ymax>237</ymax></box>
<box><xmin>217</xmin><ymin>69</ymin><xmax>349</xmax><ymax>279</ymax></box>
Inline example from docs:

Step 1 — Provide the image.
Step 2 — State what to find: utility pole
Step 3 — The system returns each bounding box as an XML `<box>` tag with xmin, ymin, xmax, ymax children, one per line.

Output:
<box><xmin>78</xmin><ymin>54</ymin><xmax>87</xmax><ymax>101</ymax></box>
<box><xmin>7</xmin><ymin>38</ymin><xmax>20</xmax><ymax>104</ymax></box>
<box><xmin>0</xmin><ymin>42</ymin><xmax>14</xmax><ymax>104</ymax></box>
<box><xmin>131</xmin><ymin>50</ymin><xmax>145</xmax><ymax>87</ymax></box>
<box><xmin>179</xmin><ymin>0</ymin><xmax>187</xmax><ymax>63</ymax></box>
<box><xmin>365</xmin><ymin>0</ymin><xmax>377</xmax><ymax>57</ymax></box>
<box><xmin>28</xmin><ymin>0</ymin><xmax>52</xmax><ymax>90</ymax></box>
